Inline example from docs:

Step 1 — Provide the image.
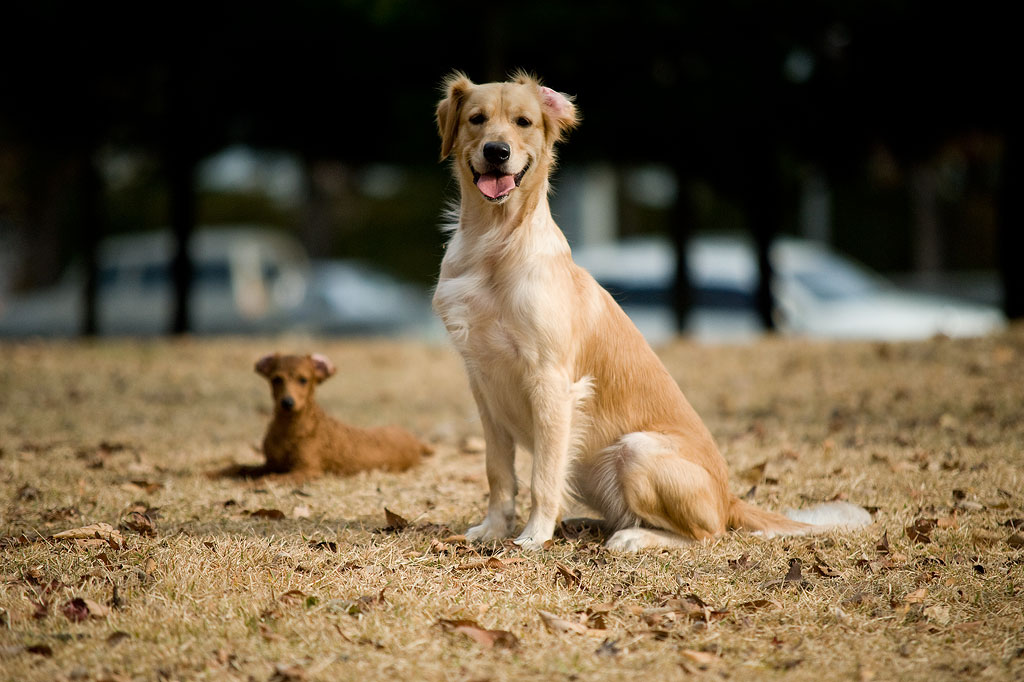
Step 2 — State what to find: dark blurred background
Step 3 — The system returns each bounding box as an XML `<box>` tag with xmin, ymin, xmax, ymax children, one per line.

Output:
<box><xmin>0</xmin><ymin>0</ymin><xmax>1018</xmax><ymax>341</ymax></box>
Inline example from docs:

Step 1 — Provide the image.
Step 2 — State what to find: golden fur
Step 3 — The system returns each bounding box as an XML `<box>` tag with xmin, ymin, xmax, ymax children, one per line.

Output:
<box><xmin>433</xmin><ymin>72</ymin><xmax>869</xmax><ymax>551</ymax></box>
<box><xmin>223</xmin><ymin>353</ymin><xmax>429</xmax><ymax>481</ymax></box>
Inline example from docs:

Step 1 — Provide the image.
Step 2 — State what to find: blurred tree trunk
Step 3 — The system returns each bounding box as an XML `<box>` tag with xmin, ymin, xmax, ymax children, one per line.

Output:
<box><xmin>168</xmin><ymin>149</ymin><xmax>196</xmax><ymax>335</ymax></box>
<box><xmin>998</xmin><ymin>130</ymin><xmax>1022</xmax><ymax>319</ymax></box>
<box><xmin>744</xmin><ymin>142</ymin><xmax>780</xmax><ymax>331</ymax></box>
<box><xmin>164</xmin><ymin>54</ymin><xmax>198</xmax><ymax>336</ymax></box>
<box><xmin>669</xmin><ymin>163</ymin><xmax>693</xmax><ymax>332</ymax></box>
<box><xmin>78</xmin><ymin>153</ymin><xmax>102</xmax><ymax>337</ymax></box>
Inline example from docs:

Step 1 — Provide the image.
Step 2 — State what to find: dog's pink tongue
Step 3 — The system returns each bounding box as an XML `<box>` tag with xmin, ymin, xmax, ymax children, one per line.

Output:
<box><xmin>476</xmin><ymin>172</ymin><xmax>515</xmax><ymax>199</ymax></box>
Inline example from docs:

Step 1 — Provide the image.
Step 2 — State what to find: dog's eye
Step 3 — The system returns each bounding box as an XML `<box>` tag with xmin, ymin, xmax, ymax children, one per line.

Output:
<box><xmin>469</xmin><ymin>113</ymin><xmax>486</xmax><ymax>125</ymax></box>
<box><xmin>516</xmin><ymin>116</ymin><xmax>531</xmax><ymax>127</ymax></box>
<box><xmin>298</xmin><ymin>377</ymin><xmax>308</xmax><ymax>385</ymax></box>
<box><xmin>271</xmin><ymin>376</ymin><xmax>283</xmax><ymax>386</ymax></box>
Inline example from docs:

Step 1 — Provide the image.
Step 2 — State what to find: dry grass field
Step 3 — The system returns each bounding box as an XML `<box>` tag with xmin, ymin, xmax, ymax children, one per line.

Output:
<box><xmin>2</xmin><ymin>327</ymin><xmax>1023</xmax><ymax>681</ymax></box>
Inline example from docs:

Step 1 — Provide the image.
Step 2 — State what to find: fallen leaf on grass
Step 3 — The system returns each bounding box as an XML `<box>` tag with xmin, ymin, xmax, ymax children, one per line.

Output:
<box><xmin>249</xmin><ymin>509</ymin><xmax>286</xmax><ymax>520</ymax></box>
<box><xmin>51</xmin><ymin>523</ymin><xmax>124</xmax><ymax>549</ymax></box>
<box><xmin>903</xmin><ymin>588</ymin><xmax>928</xmax><ymax>605</ymax></box>
<box><xmin>437</xmin><ymin>618</ymin><xmax>518</xmax><ymax>649</ymax></box>
<box><xmin>906</xmin><ymin>518</ymin><xmax>937</xmax><ymax>544</ymax></box>
<box><xmin>455</xmin><ymin>557</ymin><xmax>525</xmax><ymax>571</ymax></box>
<box><xmin>120</xmin><ymin>480</ymin><xmax>163</xmax><ymax>494</ymax></box>
<box><xmin>61</xmin><ymin>597</ymin><xmax>109</xmax><ymax>622</ymax></box>
<box><xmin>384</xmin><ymin>507</ymin><xmax>409</xmax><ymax>530</ymax></box>
<box><xmin>554</xmin><ymin>562</ymin><xmax>584</xmax><ymax>589</ymax></box>
<box><xmin>681</xmin><ymin>649</ymin><xmax>717</xmax><ymax>667</ymax></box>
<box><xmin>728</xmin><ymin>553</ymin><xmax>760</xmax><ymax>571</ymax></box>
<box><xmin>120</xmin><ymin>511</ymin><xmax>156</xmax><ymax>537</ymax></box>
<box><xmin>0</xmin><ymin>643</ymin><xmax>54</xmax><ymax>658</ymax></box>
<box><xmin>813</xmin><ymin>562</ymin><xmax>841</xmax><ymax>578</ymax></box>
<box><xmin>923</xmin><ymin>604</ymin><xmax>951</xmax><ymax>625</ymax></box>
<box><xmin>1007</xmin><ymin>533</ymin><xmax>1024</xmax><ymax>549</ymax></box>
<box><xmin>785</xmin><ymin>558</ymin><xmax>803</xmax><ymax>582</ymax></box>
<box><xmin>329</xmin><ymin>589</ymin><xmax>387</xmax><ymax>616</ymax></box>
<box><xmin>741</xmin><ymin>460</ymin><xmax>767</xmax><ymax>485</ymax></box>
<box><xmin>538</xmin><ymin>610</ymin><xmax>605</xmax><ymax>636</ymax></box>
<box><xmin>308</xmin><ymin>540</ymin><xmax>337</xmax><ymax>553</ymax></box>
<box><xmin>106</xmin><ymin>631</ymin><xmax>130</xmax><ymax>645</ymax></box>
<box><xmin>875</xmin><ymin>530</ymin><xmax>890</xmax><ymax>554</ymax></box>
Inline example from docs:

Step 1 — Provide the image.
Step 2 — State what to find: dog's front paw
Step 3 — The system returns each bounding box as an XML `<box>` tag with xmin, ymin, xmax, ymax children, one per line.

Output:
<box><xmin>512</xmin><ymin>533</ymin><xmax>551</xmax><ymax>551</ymax></box>
<box><xmin>466</xmin><ymin>517</ymin><xmax>513</xmax><ymax>543</ymax></box>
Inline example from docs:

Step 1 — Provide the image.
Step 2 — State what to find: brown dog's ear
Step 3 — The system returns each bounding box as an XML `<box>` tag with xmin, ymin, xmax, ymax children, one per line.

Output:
<box><xmin>437</xmin><ymin>71</ymin><xmax>473</xmax><ymax>160</ymax></box>
<box><xmin>538</xmin><ymin>85</ymin><xmax>579</xmax><ymax>145</ymax></box>
<box><xmin>255</xmin><ymin>353</ymin><xmax>278</xmax><ymax>377</ymax></box>
<box><xmin>309</xmin><ymin>353</ymin><xmax>336</xmax><ymax>383</ymax></box>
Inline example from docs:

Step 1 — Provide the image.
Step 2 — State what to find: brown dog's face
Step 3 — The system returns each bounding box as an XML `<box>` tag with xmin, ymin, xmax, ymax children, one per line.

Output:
<box><xmin>255</xmin><ymin>353</ymin><xmax>336</xmax><ymax>415</ymax></box>
<box><xmin>437</xmin><ymin>72</ymin><xmax>578</xmax><ymax>205</ymax></box>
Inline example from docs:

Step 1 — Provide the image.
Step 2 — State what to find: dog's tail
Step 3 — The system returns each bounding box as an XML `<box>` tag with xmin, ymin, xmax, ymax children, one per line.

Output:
<box><xmin>727</xmin><ymin>496</ymin><xmax>872</xmax><ymax>537</ymax></box>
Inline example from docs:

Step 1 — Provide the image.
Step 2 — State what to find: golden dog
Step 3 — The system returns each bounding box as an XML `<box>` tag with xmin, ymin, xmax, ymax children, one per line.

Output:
<box><xmin>433</xmin><ymin>71</ymin><xmax>870</xmax><ymax>551</ymax></box>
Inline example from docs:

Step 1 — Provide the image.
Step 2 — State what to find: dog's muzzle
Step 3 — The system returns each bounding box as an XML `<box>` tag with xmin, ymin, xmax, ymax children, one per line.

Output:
<box><xmin>471</xmin><ymin>157</ymin><xmax>531</xmax><ymax>202</ymax></box>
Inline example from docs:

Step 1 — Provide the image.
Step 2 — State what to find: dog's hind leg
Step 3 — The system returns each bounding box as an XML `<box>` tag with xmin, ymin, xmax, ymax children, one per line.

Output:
<box><xmin>595</xmin><ymin>432</ymin><xmax>729</xmax><ymax>551</ymax></box>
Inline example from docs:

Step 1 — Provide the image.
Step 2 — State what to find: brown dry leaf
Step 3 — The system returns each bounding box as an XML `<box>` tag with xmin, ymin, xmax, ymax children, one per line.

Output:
<box><xmin>906</xmin><ymin>518</ymin><xmax>937</xmax><ymax>543</ymax></box>
<box><xmin>923</xmin><ymin>604</ymin><xmax>951</xmax><ymax>625</ymax></box>
<box><xmin>61</xmin><ymin>597</ymin><xmax>110</xmax><ymax>622</ymax></box>
<box><xmin>785</xmin><ymin>558</ymin><xmax>803</xmax><ymax>582</ymax></box>
<box><xmin>904</xmin><ymin>588</ymin><xmax>928</xmax><ymax>605</ymax></box>
<box><xmin>121</xmin><ymin>480</ymin><xmax>164</xmax><ymax>494</ymax></box>
<box><xmin>120</xmin><ymin>511</ymin><xmax>156</xmax><ymax>537</ymax></box>
<box><xmin>456</xmin><ymin>556</ymin><xmax>524</xmax><ymax>570</ymax></box>
<box><xmin>741</xmin><ymin>460</ymin><xmax>767</xmax><ymax>485</ymax></box>
<box><xmin>814</xmin><ymin>563</ymin><xmax>841</xmax><ymax>578</ymax></box>
<box><xmin>384</xmin><ymin>507</ymin><xmax>410</xmax><ymax>530</ymax></box>
<box><xmin>51</xmin><ymin>522</ymin><xmax>125</xmax><ymax>549</ymax></box>
<box><xmin>279</xmin><ymin>589</ymin><xmax>307</xmax><ymax>603</ymax></box>
<box><xmin>681</xmin><ymin>649</ymin><xmax>717</xmax><ymax>667</ymax></box>
<box><xmin>728</xmin><ymin>553</ymin><xmax>760</xmax><ymax>571</ymax></box>
<box><xmin>309</xmin><ymin>540</ymin><xmax>338</xmax><ymax>553</ymax></box>
<box><xmin>436</xmin><ymin>618</ymin><xmax>518</xmax><ymax>649</ymax></box>
<box><xmin>249</xmin><ymin>509</ymin><xmax>286</xmax><ymax>520</ymax></box>
<box><xmin>1007</xmin><ymin>533</ymin><xmax>1024</xmax><ymax>549</ymax></box>
<box><xmin>875</xmin><ymin>530</ymin><xmax>890</xmax><ymax>554</ymax></box>
<box><xmin>554</xmin><ymin>561</ymin><xmax>584</xmax><ymax>589</ymax></box>
<box><xmin>538</xmin><ymin>609</ymin><xmax>604</xmax><ymax>636</ymax></box>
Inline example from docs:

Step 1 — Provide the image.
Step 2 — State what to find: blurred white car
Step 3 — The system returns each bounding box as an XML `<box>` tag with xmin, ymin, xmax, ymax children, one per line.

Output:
<box><xmin>0</xmin><ymin>226</ymin><xmax>310</xmax><ymax>336</ymax></box>
<box><xmin>572</xmin><ymin>234</ymin><xmax>1007</xmax><ymax>344</ymax></box>
<box><xmin>299</xmin><ymin>259</ymin><xmax>439</xmax><ymax>338</ymax></box>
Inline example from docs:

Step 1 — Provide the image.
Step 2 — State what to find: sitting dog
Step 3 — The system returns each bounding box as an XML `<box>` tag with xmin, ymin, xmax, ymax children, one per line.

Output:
<box><xmin>226</xmin><ymin>353</ymin><xmax>429</xmax><ymax>480</ymax></box>
<box><xmin>432</xmin><ymin>71</ymin><xmax>870</xmax><ymax>551</ymax></box>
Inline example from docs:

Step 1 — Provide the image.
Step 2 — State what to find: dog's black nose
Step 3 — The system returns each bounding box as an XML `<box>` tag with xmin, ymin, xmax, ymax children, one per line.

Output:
<box><xmin>483</xmin><ymin>141</ymin><xmax>511</xmax><ymax>164</ymax></box>
<box><xmin>280</xmin><ymin>396</ymin><xmax>295</xmax><ymax>411</ymax></box>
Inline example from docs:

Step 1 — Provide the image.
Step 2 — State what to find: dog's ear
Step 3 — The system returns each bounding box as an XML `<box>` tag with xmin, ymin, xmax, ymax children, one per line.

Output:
<box><xmin>539</xmin><ymin>85</ymin><xmax>579</xmax><ymax>145</ymax></box>
<box><xmin>309</xmin><ymin>353</ymin><xmax>336</xmax><ymax>383</ymax></box>
<box><xmin>437</xmin><ymin>71</ymin><xmax>473</xmax><ymax>160</ymax></box>
<box><xmin>255</xmin><ymin>353</ymin><xmax>278</xmax><ymax>378</ymax></box>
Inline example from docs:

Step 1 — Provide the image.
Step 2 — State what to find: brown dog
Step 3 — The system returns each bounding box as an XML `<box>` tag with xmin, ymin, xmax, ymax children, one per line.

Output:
<box><xmin>433</xmin><ymin>71</ymin><xmax>871</xmax><ymax>551</ymax></box>
<box><xmin>230</xmin><ymin>353</ymin><xmax>429</xmax><ymax>479</ymax></box>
